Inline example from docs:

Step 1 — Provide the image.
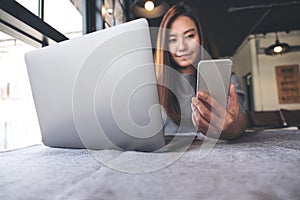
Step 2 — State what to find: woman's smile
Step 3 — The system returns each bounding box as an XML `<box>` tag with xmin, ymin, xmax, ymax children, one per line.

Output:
<box><xmin>168</xmin><ymin>15</ymin><xmax>201</xmax><ymax>74</ymax></box>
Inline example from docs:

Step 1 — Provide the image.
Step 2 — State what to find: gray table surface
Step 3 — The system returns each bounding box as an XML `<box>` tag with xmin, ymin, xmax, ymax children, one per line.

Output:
<box><xmin>0</xmin><ymin>128</ymin><xmax>300</xmax><ymax>200</ymax></box>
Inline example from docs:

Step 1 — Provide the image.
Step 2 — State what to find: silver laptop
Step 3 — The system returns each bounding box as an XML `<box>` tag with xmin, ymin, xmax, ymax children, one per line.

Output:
<box><xmin>25</xmin><ymin>18</ymin><xmax>167</xmax><ymax>152</ymax></box>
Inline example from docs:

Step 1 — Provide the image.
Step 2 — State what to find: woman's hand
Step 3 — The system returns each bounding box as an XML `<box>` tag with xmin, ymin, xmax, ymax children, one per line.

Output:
<box><xmin>191</xmin><ymin>84</ymin><xmax>247</xmax><ymax>139</ymax></box>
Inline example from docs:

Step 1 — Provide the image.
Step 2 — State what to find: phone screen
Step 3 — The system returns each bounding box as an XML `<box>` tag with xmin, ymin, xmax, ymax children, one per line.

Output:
<box><xmin>197</xmin><ymin>59</ymin><xmax>232</xmax><ymax>107</ymax></box>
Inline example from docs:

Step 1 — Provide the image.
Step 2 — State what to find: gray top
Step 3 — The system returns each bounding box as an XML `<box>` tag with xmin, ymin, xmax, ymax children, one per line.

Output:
<box><xmin>162</xmin><ymin>73</ymin><xmax>245</xmax><ymax>133</ymax></box>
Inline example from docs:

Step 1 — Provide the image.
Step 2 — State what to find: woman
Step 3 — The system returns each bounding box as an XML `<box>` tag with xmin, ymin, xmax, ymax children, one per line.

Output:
<box><xmin>154</xmin><ymin>3</ymin><xmax>247</xmax><ymax>139</ymax></box>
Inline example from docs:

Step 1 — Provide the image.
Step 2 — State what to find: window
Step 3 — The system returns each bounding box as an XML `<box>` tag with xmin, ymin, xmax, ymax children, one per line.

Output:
<box><xmin>0</xmin><ymin>31</ymin><xmax>40</xmax><ymax>150</ymax></box>
<box><xmin>0</xmin><ymin>0</ymin><xmax>82</xmax><ymax>150</ymax></box>
<box><xmin>43</xmin><ymin>0</ymin><xmax>82</xmax><ymax>38</ymax></box>
<box><xmin>15</xmin><ymin>0</ymin><xmax>82</xmax><ymax>39</ymax></box>
<box><xmin>15</xmin><ymin>0</ymin><xmax>39</xmax><ymax>16</ymax></box>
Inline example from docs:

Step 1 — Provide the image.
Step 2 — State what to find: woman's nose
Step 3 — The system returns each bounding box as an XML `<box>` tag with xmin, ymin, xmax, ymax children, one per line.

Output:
<box><xmin>177</xmin><ymin>38</ymin><xmax>187</xmax><ymax>52</ymax></box>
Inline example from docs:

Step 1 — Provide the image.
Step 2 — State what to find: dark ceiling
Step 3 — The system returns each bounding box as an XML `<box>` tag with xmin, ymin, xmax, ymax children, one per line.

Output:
<box><xmin>147</xmin><ymin>0</ymin><xmax>300</xmax><ymax>57</ymax></box>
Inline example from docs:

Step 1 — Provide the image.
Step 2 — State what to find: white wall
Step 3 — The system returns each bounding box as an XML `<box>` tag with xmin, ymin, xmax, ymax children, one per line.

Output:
<box><xmin>232</xmin><ymin>36</ymin><xmax>256</xmax><ymax>110</ymax></box>
<box><xmin>232</xmin><ymin>36</ymin><xmax>255</xmax><ymax>88</ymax></box>
<box><xmin>232</xmin><ymin>31</ymin><xmax>300</xmax><ymax>111</ymax></box>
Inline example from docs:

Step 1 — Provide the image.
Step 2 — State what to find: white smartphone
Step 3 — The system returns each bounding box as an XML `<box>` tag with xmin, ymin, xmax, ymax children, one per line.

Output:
<box><xmin>197</xmin><ymin>59</ymin><xmax>232</xmax><ymax>107</ymax></box>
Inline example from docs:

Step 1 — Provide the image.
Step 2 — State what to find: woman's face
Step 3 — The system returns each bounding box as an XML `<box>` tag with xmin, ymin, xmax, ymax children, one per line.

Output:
<box><xmin>168</xmin><ymin>15</ymin><xmax>200</xmax><ymax>73</ymax></box>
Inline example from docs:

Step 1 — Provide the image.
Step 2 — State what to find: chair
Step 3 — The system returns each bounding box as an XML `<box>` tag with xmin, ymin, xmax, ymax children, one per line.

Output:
<box><xmin>280</xmin><ymin>109</ymin><xmax>300</xmax><ymax>128</ymax></box>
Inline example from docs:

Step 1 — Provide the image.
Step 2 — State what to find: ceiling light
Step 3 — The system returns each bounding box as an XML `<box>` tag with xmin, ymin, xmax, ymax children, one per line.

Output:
<box><xmin>265</xmin><ymin>32</ymin><xmax>290</xmax><ymax>55</ymax></box>
<box><xmin>131</xmin><ymin>0</ymin><xmax>169</xmax><ymax>19</ymax></box>
<box><xmin>144</xmin><ymin>1</ymin><xmax>154</xmax><ymax>11</ymax></box>
<box><xmin>273</xmin><ymin>45</ymin><xmax>283</xmax><ymax>53</ymax></box>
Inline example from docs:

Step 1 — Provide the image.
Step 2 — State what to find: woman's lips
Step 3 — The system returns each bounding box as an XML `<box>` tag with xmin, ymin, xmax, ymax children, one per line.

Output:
<box><xmin>176</xmin><ymin>53</ymin><xmax>192</xmax><ymax>59</ymax></box>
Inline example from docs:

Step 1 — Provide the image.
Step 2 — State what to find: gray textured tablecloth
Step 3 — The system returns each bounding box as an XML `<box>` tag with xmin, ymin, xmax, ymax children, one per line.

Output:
<box><xmin>0</xmin><ymin>129</ymin><xmax>300</xmax><ymax>200</ymax></box>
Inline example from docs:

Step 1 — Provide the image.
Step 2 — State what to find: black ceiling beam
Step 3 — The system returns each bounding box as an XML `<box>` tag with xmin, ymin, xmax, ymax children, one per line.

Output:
<box><xmin>0</xmin><ymin>0</ymin><xmax>68</xmax><ymax>48</ymax></box>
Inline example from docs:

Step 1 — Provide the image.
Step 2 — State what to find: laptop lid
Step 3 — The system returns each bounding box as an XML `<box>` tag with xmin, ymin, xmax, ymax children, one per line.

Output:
<box><xmin>25</xmin><ymin>18</ymin><xmax>165</xmax><ymax>152</ymax></box>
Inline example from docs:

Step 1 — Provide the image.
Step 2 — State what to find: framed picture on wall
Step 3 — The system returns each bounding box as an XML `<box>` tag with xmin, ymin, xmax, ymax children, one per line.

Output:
<box><xmin>275</xmin><ymin>64</ymin><xmax>300</xmax><ymax>104</ymax></box>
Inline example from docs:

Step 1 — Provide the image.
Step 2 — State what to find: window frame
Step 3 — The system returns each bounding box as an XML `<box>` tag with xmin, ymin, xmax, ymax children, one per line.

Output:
<box><xmin>0</xmin><ymin>0</ymin><xmax>68</xmax><ymax>48</ymax></box>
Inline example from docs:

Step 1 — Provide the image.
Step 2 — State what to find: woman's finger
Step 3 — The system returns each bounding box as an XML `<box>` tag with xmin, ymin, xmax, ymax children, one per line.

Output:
<box><xmin>192</xmin><ymin>96</ymin><xmax>211</xmax><ymax>123</ymax></box>
<box><xmin>227</xmin><ymin>84</ymin><xmax>239</xmax><ymax>115</ymax></box>
<box><xmin>191</xmin><ymin>100</ymin><xmax>222</xmax><ymax>136</ymax></box>
<box><xmin>196</xmin><ymin>91</ymin><xmax>226</xmax><ymax>118</ymax></box>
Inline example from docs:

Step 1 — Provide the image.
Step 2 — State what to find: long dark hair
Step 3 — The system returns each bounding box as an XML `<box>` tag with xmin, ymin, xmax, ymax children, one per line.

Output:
<box><xmin>154</xmin><ymin>2</ymin><xmax>219</xmax><ymax>125</ymax></box>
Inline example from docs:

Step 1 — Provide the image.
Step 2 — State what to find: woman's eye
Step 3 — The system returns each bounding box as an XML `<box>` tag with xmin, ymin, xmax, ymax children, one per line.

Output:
<box><xmin>186</xmin><ymin>34</ymin><xmax>195</xmax><ymax>39</ymax></box>
<box><xmin>168</xmin><ymin>38</ymin><xmax>177</xmax><ymax>43</ymax></box>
